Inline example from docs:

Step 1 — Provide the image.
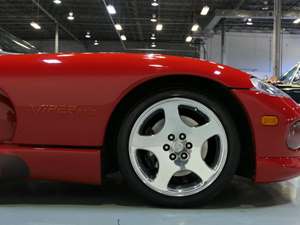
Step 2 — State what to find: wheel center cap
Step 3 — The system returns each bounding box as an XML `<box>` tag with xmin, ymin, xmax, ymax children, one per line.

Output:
<box><xmin>173</xmin><ymin>142</ymin><xmax>184</xmax><ymax>153</ymax></box>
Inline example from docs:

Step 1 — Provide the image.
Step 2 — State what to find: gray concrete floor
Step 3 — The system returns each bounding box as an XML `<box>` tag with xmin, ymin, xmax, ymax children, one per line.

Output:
<box><xmin>0</xmin><ymin>174</ymin><xmax>299</xmax><ymax>225</ymax></box>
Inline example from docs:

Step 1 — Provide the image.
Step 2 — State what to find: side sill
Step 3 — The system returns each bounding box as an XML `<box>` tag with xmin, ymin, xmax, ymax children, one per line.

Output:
<box><xmin>0</xmin><ymin>144</ymin><xmax>101</xmax><ymax>185</ymax></box>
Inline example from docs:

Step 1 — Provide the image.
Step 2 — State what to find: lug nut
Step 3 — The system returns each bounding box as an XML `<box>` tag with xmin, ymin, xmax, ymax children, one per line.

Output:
<box><xmin>180</xmin><ymin>152</ymin><xmax>189</xmax><ymax>160</ymax></box>
<box><xmin>169</xmin><ymin>153</ymin><xmax>177</xmax><ymax>161</ymax></box>
<box><xmin>186</xmin><ymin>142</ymin><xmax>193</xmax><ymax>149</ymax></box>
<box><xmin>163</xmin><ymin>144</ymin><xmax>170</xmax><ymax>151</ymax></box>
<box><xmin>179</xmin><ymin>133</ymin><xmax>186</xmax><ymax>140</ymax></box>
<box><xmin>168</xmin><ymin>134</ymin><xmax>175</xmax><ymax>141</ymax></box>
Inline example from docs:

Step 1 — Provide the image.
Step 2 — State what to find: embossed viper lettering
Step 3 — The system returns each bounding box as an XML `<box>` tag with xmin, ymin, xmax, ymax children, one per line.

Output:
<box><xmin>29</xmin><ymin>104</ymin><xmax>97</xmax><ymax>116</ymax></box>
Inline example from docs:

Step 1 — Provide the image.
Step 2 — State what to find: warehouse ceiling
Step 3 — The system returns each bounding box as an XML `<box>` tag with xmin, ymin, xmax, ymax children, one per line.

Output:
<box><xmin>1</xmin><ymin>0</ymin><xmax>300</xmax><ymax>50</ymax></box>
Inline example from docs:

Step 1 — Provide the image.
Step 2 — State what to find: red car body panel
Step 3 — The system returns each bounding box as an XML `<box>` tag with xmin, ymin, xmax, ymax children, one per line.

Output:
<box><xmin>0</xmin><ymin>52</ymin><xmax>299</xmax><ymax>184</ymax></box>
<box><xmin>233</xmin><ymin>90</ymin><xmax>300</xmax><ymax>182</ymax></box>
<box><xmin>0</xmin><ymin>145</ymin><xmax>101</xmax><ymax>184</ymax></box>
<box><xmin>0</xmin><ymin>53</ymin><xmax>252</xmax><ymax>147</ymax></box>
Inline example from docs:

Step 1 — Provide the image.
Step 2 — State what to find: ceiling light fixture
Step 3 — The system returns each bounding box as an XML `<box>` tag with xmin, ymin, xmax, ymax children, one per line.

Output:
<box><xmin>150</xmin><ymin>34</ymin><xmax>156</xmax><ymax>40</ymax></box>
<box><xmin>246</xmin><ymin>18</ymin><xmax>253</xmax><ymax>25</ymax></box>
<box><xmin>200</xmin><ymin>5</ymin><xmax>210</xmax><ymax>16</ymax></box>
<box><xmin>191</xmin><ymin>24</ymin><xmax>199</xmax><ymax>32</ymax></box>
<box><xmin>53</xmin><ymin>0</ymin><xmax>62</xmax><ymax>4</ymax></box>
<box><xmin>107</xmin><ymin>5</ymin><xmax>116</xmax><ymax>15</ymax></box>
<box><xmin>262</xmin><ymin>1</ymin><xmax>269</xmax><ymax>10</ymax></box>
<box><xmin>156</xmin><ymin>23</ymin><xmax>163</xmax><ymax>31</ymax></box>
<box><xmin>150</xmin><ymin>14</ymin><xmax>157</xmax><ymax>23</ymax></box>
<box><xmin>85</xmin><ymin>32</ymin><xmax>91</xmax><ymax>38</ymax></box>
<box><xmin>293</xmin><ymin>18</ymin><xmax>300</xmax><ymax>24</ymax></box>
<box><xmin>185</xmin><ymin>36</ymin><xmax>192</xmax><ymax>43</ymax></box>
<box><xmin>151</xmin><ymin>42</ymin><xmax>156</xmax><ymax>48</ymax></box>
<box><xmin>120</xmin><ymin>35</ymin><xmax>127</xmax><ymax>41</ymax></box>
<box><xmin>151</xmin><ymin>0</ymin><xmax>159</xmax><ymax>7</ymax></box>
<box><xmin>115</xmin><ymin>24</ymin><xmax>123</xmax><ymax>31</ymax></box>
<box><xmin>30</xmin><ymin>21</ymin><xmax>41</xmax><ymax>30</ymax></box>
<box><xmin>67</xmin><ymin>11</ymin><xmax>74</xmax><ymax>20</ymax></box>
<box><xmin>94</xmin><ymin>40</ymin><xmax>99</xmax><ymax>46</ymax></box>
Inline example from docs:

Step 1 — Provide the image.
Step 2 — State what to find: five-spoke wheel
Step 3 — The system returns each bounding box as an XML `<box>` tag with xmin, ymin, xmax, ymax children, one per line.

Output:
<box><xmin>117</xmin><ymin>88</ymin><xmax>240</xmax><ymax>207</ymax></box>
<box><xmin>129</xmin><ymin>98</ymin><xmax>228</xmax><ymax>196</ymax></box>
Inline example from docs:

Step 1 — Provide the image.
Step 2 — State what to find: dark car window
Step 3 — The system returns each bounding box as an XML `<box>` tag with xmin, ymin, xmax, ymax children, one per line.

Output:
<box><xmin>0</xmin><ymin>28</ymin><xmax>38</xmax><ymax>54</ymax></box>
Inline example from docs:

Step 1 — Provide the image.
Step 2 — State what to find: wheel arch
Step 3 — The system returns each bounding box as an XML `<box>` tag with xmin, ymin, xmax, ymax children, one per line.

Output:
<box><xmin>103</xmin><ymin>75</ymin><xmax>255</xmax><ymax>178</ymax></box>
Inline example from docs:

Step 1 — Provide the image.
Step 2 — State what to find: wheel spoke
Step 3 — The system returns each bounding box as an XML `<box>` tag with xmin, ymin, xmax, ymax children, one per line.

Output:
<box><xmin>189</xmin><ymin>120</ymin><xmax>223</xmax><ymax>146</ymax></box>
<box><xmin>186</xmin><ymin>150</ymin><xmax>215</xmax><ymax>183</ymax></box>
<box><xmin>161</xmin><ymin>102</ymin><xmax>186</xmax><ymax>132</ymax></box>
<box><xmin>151</xmin><ymin>158</ymin><xmax>179</xmax><ymax>191</ymax></box>
<box><xmin>131</xmin><ymin>133</ymin><xmax>163</xmax><ymax>155</ymax></box>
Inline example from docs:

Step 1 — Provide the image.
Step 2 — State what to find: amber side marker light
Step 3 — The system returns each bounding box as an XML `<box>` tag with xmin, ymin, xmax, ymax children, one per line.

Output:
<box><xmin>261</xmin><ymin>116</ymin><xmax>279</xmax><ymax>126</ymax></box>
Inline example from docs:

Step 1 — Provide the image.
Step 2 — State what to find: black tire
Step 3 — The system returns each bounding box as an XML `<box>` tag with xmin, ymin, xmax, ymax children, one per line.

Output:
<box><xmin>117</xmin><ymin>87</ymin><xmax>240</xmax><ymax>207</ymax></box>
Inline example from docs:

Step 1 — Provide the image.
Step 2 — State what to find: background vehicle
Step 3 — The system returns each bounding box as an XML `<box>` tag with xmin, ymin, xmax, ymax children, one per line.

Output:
<box><xmin>272</xmin><ymin>63</ymin><xmax>300</xmax><ymax>103</ymax></box>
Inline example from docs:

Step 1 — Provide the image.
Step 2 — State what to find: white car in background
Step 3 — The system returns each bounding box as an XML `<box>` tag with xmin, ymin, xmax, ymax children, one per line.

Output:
<box><xmin>266</xmin><ymin>63</ymin><xmax>300</xmax><ymax>103</ymax></box>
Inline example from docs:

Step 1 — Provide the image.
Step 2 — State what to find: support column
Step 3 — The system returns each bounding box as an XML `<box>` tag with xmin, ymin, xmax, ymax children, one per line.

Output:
<box><xmin>272</xmin><ymin>0</ymin><xmax>282</xmax><ymax>77</ymax></box>
<box><xmin>221</xmin><ymin>22</ymin><xmax>225</xmax><ymax>64</ymax></box>
<box><xmin>55</xmin><ymin>23</ymin><xmax>59</xmax><ymax>53</ymax></box>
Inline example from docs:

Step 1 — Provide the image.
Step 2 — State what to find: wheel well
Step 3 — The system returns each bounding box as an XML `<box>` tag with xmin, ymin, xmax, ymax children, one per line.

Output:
<box><xmin>103</xmin><ymin>75</ymin><xmax>255</xmax><ymax>178</ymax></box>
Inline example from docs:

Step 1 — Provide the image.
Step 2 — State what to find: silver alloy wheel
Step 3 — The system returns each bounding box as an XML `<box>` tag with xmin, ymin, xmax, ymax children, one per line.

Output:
<box><xmin>129</xmin><ymin>97</ymin><xmax>228</xmax><ymax>197</ymax></box>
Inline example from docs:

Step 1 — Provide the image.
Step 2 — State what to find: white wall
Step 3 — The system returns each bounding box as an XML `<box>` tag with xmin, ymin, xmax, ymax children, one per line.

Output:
<box><xmin>282</xmin><ymin>34</ymin><xmax>300</xmax><ymax>72</ymax></box>
<box><xmin>207</xmin><ymin>32</ymin><xmax>300</xmax><ymax>78</ymax></box>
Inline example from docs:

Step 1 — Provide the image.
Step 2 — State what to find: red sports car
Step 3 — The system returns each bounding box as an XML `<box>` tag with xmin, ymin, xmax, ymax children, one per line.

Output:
<box><xmin>0</xmin><ymin>52</ymin><xmax>299</xmax><ymax>207</ymax></box>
